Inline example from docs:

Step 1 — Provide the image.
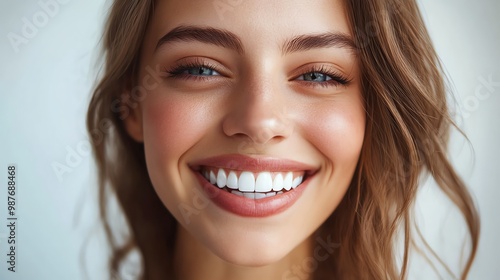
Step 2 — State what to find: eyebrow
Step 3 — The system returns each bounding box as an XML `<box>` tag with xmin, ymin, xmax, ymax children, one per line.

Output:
<box><xmin>281</xmin><ymin>32</ymin><xmax>356</xmax><ymax>54</ymax></box>
<box><xmin>155</xmin><ymin>25</ymin><xmax>244</xmax><ymax>53</ymax></box>
<box><xmin>155</xmin><ymin>25</ymin><xmax>357</xmax><ymax>54</ymax></box>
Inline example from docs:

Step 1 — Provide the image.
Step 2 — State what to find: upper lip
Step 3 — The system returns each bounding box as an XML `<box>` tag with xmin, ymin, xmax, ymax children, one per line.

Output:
<box><xmin>189</xmin><ymin>154</ymin><xmax>318</xmax><ymax>173</ymax></box>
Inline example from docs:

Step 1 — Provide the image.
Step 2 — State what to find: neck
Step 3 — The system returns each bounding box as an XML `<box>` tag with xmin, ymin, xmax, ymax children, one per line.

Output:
<box><xmin>173</xmin><ymin>225</ymin><xmax>314</xmax><ymax>280</ymax></box>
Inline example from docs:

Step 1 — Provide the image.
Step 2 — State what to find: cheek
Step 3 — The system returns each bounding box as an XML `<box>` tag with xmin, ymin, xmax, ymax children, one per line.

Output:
<box><xmin>141</xmin><ymin>94</ymin><xmax>211</xmax><ymax>184</ymax></box>
<box><xmin>302</xmin><ymin>97</ymin><xmax>365</xmax><ymax>168</ymax></box>
<box><xmin>140</xmin><ymin>92</ymin><xmax>222</xmax><ymax>222</ymax></box>
<box><xmin>142</xmin><ymin>93</ymin><xmax>217</xmax><ymax>207</ymax></box>
<box><xmin>295</xmin><ymin>94</ymin><xmax>365</xmax><ymax>230</ymax></box>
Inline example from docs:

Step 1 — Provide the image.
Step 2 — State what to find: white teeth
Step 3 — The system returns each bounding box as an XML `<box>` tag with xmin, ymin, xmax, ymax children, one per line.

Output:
<box><xmin>227</xmin><ymin>171</ymin><xmax>238</xmax><ymax>189</ymax></box>
<box><xmin>209</xmin><ymin>171</ymin><xmax>217</xmax><ymax>184</ymax></box>
<box><xmin>292</xmin><ymin>176</ymin><xmax>302</xmax><ymax>189</ymax></box>
<box><xmin>255</xmin><ymin>193</ymin><xmax>267</xmax><ymax>199</ymax></box>
<box><xmin>283</xmin><ymin>172</ymin><xmax>293</xmax><ymax>191</ymax></box>
<box><xmin>238</xmin><ymin>172</ymin><xmax>255</xmax><ymax>192</ymax></box>
<box><xmin>243</xmin><ymin>192</ymin><xmax>255</xmax><ymax>199</ymax></box>
<box><xmin>272</xmin><ymin>173</ymin><xmax>284</xmax><ymax>191</ymax></box>
<box><xmin>216</xmin><ymin>169</ymin><xmax>227</xmax><ymax>188</ymax></box>
<box><xmin>202</xmin><ymin>168</ymin><xmax>306</xmax><ymax>196</ymax></box>
<box><xmin>231</xmin><ymin>190</ymin><xmax>243</xmax><ymax>196</ymax></box>
<box><xmin>255</xmin><ymin>172</ymin><xmax>273</xmax><ymax>192</ymax></box>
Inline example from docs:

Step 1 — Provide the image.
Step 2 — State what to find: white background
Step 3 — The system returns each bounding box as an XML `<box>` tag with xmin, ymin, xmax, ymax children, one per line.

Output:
<box><xmin>0</xmin><ymin>0</ymin><xmax>499</xmax><ymax>279</ymax></box>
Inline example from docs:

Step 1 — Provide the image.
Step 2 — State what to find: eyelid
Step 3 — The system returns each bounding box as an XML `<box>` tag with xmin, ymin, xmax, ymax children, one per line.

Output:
<box><xmin>290</xmin><ymin>63</ymin><xmax>352</xmax><ymax>86</ymax></box>
<box><xmin>290</xmin><ymin>63</ymin><xmax>345</xmax><ymax>78</ymax></box>
<box><xmin>162</xmin><ymin>57</ymin><xmax>231</xmax><ymax>78</ymax></box>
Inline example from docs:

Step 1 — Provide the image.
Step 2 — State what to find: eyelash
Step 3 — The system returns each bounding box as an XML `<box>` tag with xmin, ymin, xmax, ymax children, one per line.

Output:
<box><xmin>162</xmin><ymin>61</ymin><xmax>352</xmax><ymax>88</ymax></box>
<box><xmin>163</xmin><ymin>59</ymin><xmax>221</xmax><ymax>82</ymax></box>
<box><xmin>297</xmin><ymin>65</ymin><xmax>352</xmax><ymax>88</ymax></box>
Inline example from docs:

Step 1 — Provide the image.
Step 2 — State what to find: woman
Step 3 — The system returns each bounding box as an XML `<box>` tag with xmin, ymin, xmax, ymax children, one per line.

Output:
<box><xmin>87</xmin><ymin>0</ymin><xmax>480</xmax><ymax>279</ymax></box>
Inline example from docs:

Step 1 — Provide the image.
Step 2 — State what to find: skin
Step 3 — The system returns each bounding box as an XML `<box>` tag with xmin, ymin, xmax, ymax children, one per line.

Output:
<box><xmin>124</xmin><ymin>0</ymin><xmax>365</xmax><ymax>279</ymax></box>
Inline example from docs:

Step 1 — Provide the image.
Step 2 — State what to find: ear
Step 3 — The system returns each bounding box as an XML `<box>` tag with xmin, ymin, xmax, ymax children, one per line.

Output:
<box><xmin>122</xmin><ymin>93</ymin><xmax>144</xmax><ymax>143</ymax></box>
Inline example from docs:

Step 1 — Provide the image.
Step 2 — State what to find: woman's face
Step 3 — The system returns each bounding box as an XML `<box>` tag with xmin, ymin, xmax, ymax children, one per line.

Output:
<box><xmin>126</xmin><ymin>0</ymin><xmax>365</xmax><ymax>266</ymax></box>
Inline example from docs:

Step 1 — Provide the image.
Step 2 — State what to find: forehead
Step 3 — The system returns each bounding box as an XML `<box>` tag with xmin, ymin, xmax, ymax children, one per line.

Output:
<box><xmin>145</xmin><ymin>0</ymin><xmax>352</xmax><ymax>50</ymax></box>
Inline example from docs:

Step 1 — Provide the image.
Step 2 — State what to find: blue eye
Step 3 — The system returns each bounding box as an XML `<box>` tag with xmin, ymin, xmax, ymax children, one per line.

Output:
<box><xmin>298</xmin><ymin>72</ymin><xmax>332</xmax><ymax>82</ymax></box>
<box><xmin>293</xmin><ymin>66</ymin><xmax>351</xmax><ymax>89</ymax></box>
<box><xmin>164</xmin><ymin>61</ymin><xmax>222</xmax><ymax>79</ymax></box>
<box><xmin>185</xmin><ymin>66</ymin><xmax>220</xmax><ymax>76</ymax></box>
<box><xmin>164</xmin><ymin>61</ymin><xmax>351</xmax><ymax>88</ymax></box>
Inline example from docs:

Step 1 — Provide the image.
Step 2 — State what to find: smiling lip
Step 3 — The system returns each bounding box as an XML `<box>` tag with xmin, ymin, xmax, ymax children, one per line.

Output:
<box><xmin>190</xmin><ymin>154</ymin><xmax>317</xmax><ymax>217</ymax></box>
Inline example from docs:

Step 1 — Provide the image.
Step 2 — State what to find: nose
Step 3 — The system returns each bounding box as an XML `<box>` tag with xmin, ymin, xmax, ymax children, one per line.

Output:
<box><xmin>222</xmin><ymin>78</ymin><xmax>293</xmax><ymax>145</ymax></box>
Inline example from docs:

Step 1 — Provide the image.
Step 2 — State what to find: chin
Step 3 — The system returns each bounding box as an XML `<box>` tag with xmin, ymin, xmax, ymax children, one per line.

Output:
<box><xmin>198</xmin><ymin>222</ymin><xmax>305</xmax><ymax>267</ymax></box>
<box><xmin>213</xmin><ymin>244</ymin><xmax>290</xmax><ymax>267</ymax></box>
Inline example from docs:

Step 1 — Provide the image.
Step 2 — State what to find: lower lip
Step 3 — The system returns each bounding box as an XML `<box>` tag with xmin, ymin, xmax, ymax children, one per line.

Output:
<box><xmin>192</xmin><ymin>171</ymin><xmax>311</xmax><ymax>217</ymax></box>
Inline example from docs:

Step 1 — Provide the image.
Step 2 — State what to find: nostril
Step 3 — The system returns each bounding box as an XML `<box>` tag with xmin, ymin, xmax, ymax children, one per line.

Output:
<box><xmin>221</xmin><ymin>101</ymin><xmax>293</xmax><ymax>144</ymax></box>
<box><xmin>225</xmin><ymin>124</ymin><xmax>292</xmax><ymax>146</ymax></box>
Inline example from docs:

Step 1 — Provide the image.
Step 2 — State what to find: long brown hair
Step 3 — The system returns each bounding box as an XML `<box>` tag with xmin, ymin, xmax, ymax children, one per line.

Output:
<box><xmin>86</xmin><ymin>0</ymin><xmax>480</xmax><ymax>279</ymax></box>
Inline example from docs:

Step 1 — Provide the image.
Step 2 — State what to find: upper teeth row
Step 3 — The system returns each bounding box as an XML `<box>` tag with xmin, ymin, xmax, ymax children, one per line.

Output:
<box><xmin>202</xmin><ymin>169</ymin><xmax>304</xmax><ymax>193</ymax></box>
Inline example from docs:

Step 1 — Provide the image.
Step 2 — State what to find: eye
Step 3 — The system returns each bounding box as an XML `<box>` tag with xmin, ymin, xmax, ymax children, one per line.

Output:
<box><xmin>293</xmin><ymin>65</ymin><xmax>351</xmax><ymax>89</ymax></box>
<box><xmin>297</xmin><ymin>72</ymin><xmax>332</xmax><ymax>82</ymax></box>
<box><xmin>184</xmin><ymin>66</ymin><xmax>220</xmax><ymax>76</ymax></box>
<box><xmin>162</xmin><ymin>59</ymin><xmax>223</xmax><ymax>80</ymax></box>
<box><xmin>166</xmin><ymin>65</ymin><xmax>221</xmax><ymax>77</ymax></box>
